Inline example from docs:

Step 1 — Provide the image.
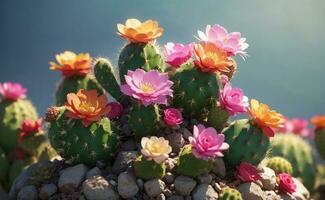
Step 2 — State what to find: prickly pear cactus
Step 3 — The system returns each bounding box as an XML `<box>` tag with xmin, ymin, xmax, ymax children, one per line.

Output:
<box><xmin>223</xmin><ymin>119</ymin><xmax>270</xmax><ymax>168</ymax></box>
<box><xmin>207</xmin><ymin>105</ymin><xmax>230</xmax><ymax>131</ymax></box>
<box><xmin>271</xmin><ymin>133</ymin><xmax>316</xmax><ymax>190</ymax></box>
<box><xmin>314</xmin><ymin>129</ymin><xmax>325</xmax><ymax>160</ymax></box>
<box><xmin>171</xmin><ymin>66</ymin><xmax>219</xmax><ymax>120</ymax></box>
<box><xmin>0</xmin><ymin>99</ymin><xmax>38</xmax><ymax>153</ymax></box>
<box><xmin>219</xmin><ymin>187</ymin><xmax>243</xmax><ymax>200</ymax></box>
<box><xmin>266</xmin><ymin>156</ymin><xmax>293</xmax><ymax>175</ymax></box>
<box><xmin>48</xmin><ymin>107</ymin><xmax>119</xmax><ymax>166</ymax></box>
<box><xmin>133</xmin><ymin>155</ymin><xmax>166</xmax><ymax>180</ymax></box>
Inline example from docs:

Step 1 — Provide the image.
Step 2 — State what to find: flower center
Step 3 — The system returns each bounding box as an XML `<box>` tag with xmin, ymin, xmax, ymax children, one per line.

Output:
<box><xmin>140</xmin><ymin>82</ymin><xmax>155</xmax><ymax>93</ymax></box>
<box><xmin>79</xmin><ymin>101</ymin><xmax>96</xmax><ymax>113</ymax></box>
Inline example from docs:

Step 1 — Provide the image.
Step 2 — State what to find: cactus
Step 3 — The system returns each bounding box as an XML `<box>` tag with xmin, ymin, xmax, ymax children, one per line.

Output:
<box><xmin>0</xmin><ymin>99</ymin><xmax>38</xmax><ymax>153</ymax></box>
<box><xmin>94</xmin><ymin>58</ymin><xmax>123</xmax><ymax>100</ymax></box>
<box><xmin>177</xmin><ymin>145</ymin><xmax>213</xmax><ymax>177</ymax></box>
<box><xmin>0</xmin><ymin>147</ymin><xmax>9</xmax><ymax>184</ymax></box>
<box><xmin>314</xmin><ymin>129</ymin><xmax>325</xmax><ymax>160</ymax></box>
<box><xmin>219</xmin><ymin>187</ymin><xmax>243</xmax><ymax>200</ymax></box>
<box><xmin>128</xmin><ymin>103</ymin><xmax>160</xmax><ymax>140</ymax></box>
<box><xmin>48</xmin><ymin>107</ymin><xmax>119</xmax><ymax>166</ymax></box>
<box><xmin>207</xmin><ymin>105</ymin><xmax>230</xmax><ymax>132</ymax></box>
<box><xmin>133</xmin><ymin>155</ymin><xmax>166</xmax><ymax>180</ymax></box>
<box><xmin>171</xmin><ymin>66</ymin><xmax>219</xmax><ymax>120</ymax></box>
<box><xmin>8</xmin><ymin>158</ymin><xmax>34</xmax><ymax>186</ymax></box>
<box><xmin>271</xmin><ymin>133</ymin><xmax>316</xmax><ymax>190</ymax></box>
<box><xmin>28</xmin><ymin>161</ymin><xmax>58</xmax><ymax>186</ymax></box>
<box><xmin>118</xmin><ymin>43</ymin><xmax>164</xmax><ymax>83</ymax></box>
<box><xmin>266</xmin><ymin>156</ymin><xmax>293</xmax><ymax>175</ymax></box>
<box><xmin>223</xmin><ymin>119</ymin><xmax>270</xmax><ymax>168</ymax></box>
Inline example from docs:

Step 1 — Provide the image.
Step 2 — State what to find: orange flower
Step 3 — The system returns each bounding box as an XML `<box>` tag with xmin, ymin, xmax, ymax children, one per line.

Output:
<box><xmin>50</xmin><ymin>51</ymin><xmax>92</xmax><ymax>78</ymax></box>
<box><xmin>194</xmin><ymin>42</ymin><xmax>235</xmax><ymax>73</ymax></box>
<box><xmin>311</xmin><ymin>115</ymin><xmax>325</xmax><ymax>130</ymax></box>
<box><xmin>65</xmin><ymin>89</ymin><xmax>110</xmax><ymax>127</ymax></box>
<box><xmin>117</xmin><ymin>18</ymin><xmax>163</xmax><ymax>43</ymax></box>
<box><xmin>248</xmin><ymin>99</ymin><xmax>284</xmax><ymax>137</ymax></box>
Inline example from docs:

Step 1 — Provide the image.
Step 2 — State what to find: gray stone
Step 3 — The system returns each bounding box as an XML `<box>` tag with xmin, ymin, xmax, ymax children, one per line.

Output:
<box><xmin>39</xmin><ymin>184</ymin><xmax>57</xmax><ymax>200</ymax></box>
<box><xmin>182</xmin><ymin>128</ymin><xmax>192</xmax><ymax>140</ymax></box>
<box><xmin>144</xmin><ymin>179</ymin><xmax>165</xmax><ymax>197</ymax></box>
<box><xmin>174</xmin><ymin>176</ymin><xmax>197</xmax><ymax>196</ymax></box>
<box><xmin>165</xmin><ymin>132</ymin><xmax>185</xmax><ymax>153</ymax></box>
<box><xmin>279</xmin><ymin>194</ymin><xmax>295</xmax><ymax>200</ymax></box>
<box><xmin>259</xmin><ymin>167</ymin><xmax>277</xmax><ymax>190</ymax></box>
<box><xmin>192</xmin><ymin>184</ymin><xmax>218</xmax><ymax>200</ymax></box>
<box><xmin>167</xmin><ymin>195</ymin><xmax>184</xmax><ymax>200</ymax></box>
<box><xmin>212</xmin><ymin>158</ymin><xmax>226</xmax><ymax>178</ymax></box>
<box><xmin>112</xmin><ymin>151</ymin><xmax>138</xmax><ymax>174</ymax></box>
<box><xmin>118</xmin><ymin>172</ymin><xmax>139</xmax><ymax>199</ymax></box>
<box><xmin>237</xmin><ymin>182</ymin><xmax>266</xmax><ymax>200</ymax></box>
<box><xmin>0</xmin><ymin>184</ymin><xmax>8</xmax><ymax>200</ymax></box>
<box><xmin>58</xmin><ymin>164</ymin><xmax>88</xmax><ymax>193</ymax></box>
<box><xmin>86</xmin><ymin>167</ymin><xmax>101</xmax><ymax>179</ymax></box>
<box><xmin>165</xmin><ymin>172</ymin><xmax>175</xmax><ymax>184</ymax></box>
<box><xmin>17</xmin><ymin>185</ymin><xmax>38</xmax><ymax>200</ymax></box>
<box><xmin>82</xmin><ymin>175</ymin><xmax>119</xmax><ymax>200</ymax></box>
<box><xmin>157</xmin><ymin>193</ymin><xmax>166</xmax><ymax>200</ymax></box>
<box><xmin>164</xmin><ymin>188</ymin><xmax>173</xmax><ymax>197</ymax></box>
<box><xmin>293</xmin><ymin>178</ymin><xmax>309</xmax><ymax>199</ymax></box>
<box><xmin>197</xmin><ymin>173</ymin><xmax>213</xmax><ymax>184</ymax></box>
<box><xmin>120</xmin><ymin>139</ymin><xmax>137</xmax><ymax>151</ymax></box>
<box><xmin>137</xmin><ymin>178</ymin><xmax>144</xmax><ymax>189</ymax></box>
<box><xmin>264</xmin><ymin>190</ymin><xmax>280</xmax><ymax>200</ymax></box>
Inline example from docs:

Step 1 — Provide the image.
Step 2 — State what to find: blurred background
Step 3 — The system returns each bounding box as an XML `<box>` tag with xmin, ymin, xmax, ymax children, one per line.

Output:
<box><xmin>0</xmin><ymin>0</ymin><xmax>324</xmax><ymax>118</ymax></box>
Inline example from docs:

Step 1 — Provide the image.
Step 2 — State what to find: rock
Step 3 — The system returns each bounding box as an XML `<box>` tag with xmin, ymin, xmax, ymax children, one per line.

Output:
<box><xmin>112</xmin><ymin>151</ymin><xmax>138</xmax><ymax>174</ymax></box>
<box><xmin>82</xmin><ymin>175</ymin><xmax>119</xmax><ymax>200</ymax></box>
<box><xmin>279</xmin><ymin>194</ymin><xmax>295</xmax><ymax>200</ymax></box>
<box><xmin>0</xmin><ymin>184</ymin><xmax>8</xmax><ymax>200</ymax></box>
<box><xmin>212</xmin><ymin>182</ymin><xmax>222</xmax><ymax>193</ymax></box>
<box><xmin>144</xmin><ymin>179</ymin><xmax>165</xmax><ymax>197</ymax></box>
<box><xmin>212</xmin><ymin>158</ymin><xmax>226</xmax><ymax>178</ymax></box>
<box><xmin>137</xmin><ymin>178</ymin><xmax>144</xmax><ymax>189</ymax></box>
<box><xmin>120</xmin><ymin>139</ymin><xmax>137</xmax><ymax>151</ymax></box>
<box><xmin>118</xmin><ymin>172</ymin><xmax>139</xmax><ymax>199</ymax></box>
<box><xmin>165</xmin><ymin>172</ymin><xmax>175</xmax><ymax>184</ymax></box>
<box><xmin>157</xmin><ymin>193</ymin><xmax>166</xmax><ymax>200</ymax></box>
<box><xmin>166</xmin><ymin>132</ymin><xmax>185</xmax><ymax>153</ymax></box>
<box><xmin>86</xmin><ymin>167</ymin><xmax>101</xmax><ymax>179</ymax></box>
<box><xmin>293</xmin><ymin>178</ymin><xmax>309</xmax><ymax>199</ymax></box>
<box><xmin>17</xmin><ymin>185</ymin><xmax>38</xmax><ymax>200</ymax></box>
<box><xmin>182</xmin><ymin>128</ymin><xmax>192</xmax><ymax>140</ymax></box>
<box><xmin>166</xmin><ymin>158</ymin><xmax>177</xmax><ymax>171</ymax></box>
<box><xmin>259</xmin><ymin>167</ymin><xmax>277</xmax><ymax>190</ymax></box>
<box><xmin>39</xmin><ymin>184</ymin><xmax>57</xmax><ymax>200</ymax></box>
<box><xmin>197</xmin><ymin>173</ymin><xmax>213</xmax><ymax>184</ymax></box>
<box><xmin>58</xmin><ymin>164</ymin><xmax>88</xmax><ymax>193</ymax></box>
<box><xmin>192</xmin><ymin>184</ymin><xmax>218</xmax><ymax>200</ymax></box>
<box><xmin>168</xmin><ymin>195</ymin><xmax>184</xmax><ymax>200</ymax></box>
<box><xmin>264</xmin><ymin>190</ymin><xmax>280</xmax><ymax>200</ymax></box>
<box><xmin>174</xmin><ymin>176</ymin><xmax>197</xmax><ymax>196</ymax></box>
<box><xmin>237</xmin><ymin>182</ymin><xmax>265</xmax><ymax>200</ymax></box>
<box><xmin>164</xmin><ymin>189</ymin><xmax>173</xmax><ymax>197</ymax></box>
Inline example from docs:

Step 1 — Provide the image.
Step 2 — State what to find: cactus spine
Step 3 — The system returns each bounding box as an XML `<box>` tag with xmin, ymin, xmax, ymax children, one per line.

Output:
<box><xmin>133</xmin><ymin>155</ymin><xmax>166</xmax><ymax>180</ymax></box>
<box><xmin>266</xmin><ymin>156</ymin><xmax>293</xmax><ymax>175</ymax></box>
<box><xmin>207</xmin><ymin>105</ymin><xmax>230</xmax><ymax>132</ymax></box>
<box><xmin>219</xmin><ymin>187</ymin><xmax>243</xmax><ymax>200</ymax></box>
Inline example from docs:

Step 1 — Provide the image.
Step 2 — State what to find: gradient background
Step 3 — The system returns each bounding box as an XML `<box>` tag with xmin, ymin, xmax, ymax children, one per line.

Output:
<box><xmin>1</xmin><ymin>0</ymin><xmax>324</xmax><ymax>118</ymax></box>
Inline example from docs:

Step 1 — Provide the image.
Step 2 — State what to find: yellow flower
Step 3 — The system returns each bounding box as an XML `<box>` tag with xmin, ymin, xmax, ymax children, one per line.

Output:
<box><xmin>117</xmin><ymin>18</ymin><xmax>163</xmax><ymax>43</ymax></box>
<box><xmin>248</xmin><ymin>99</ymin><xmax>284</xmax><ymax>137</ymax></box>
<box><xmin>141</xmin><ymin>136</ymin><xmax>172</xmax><ymax>164</ymax></box>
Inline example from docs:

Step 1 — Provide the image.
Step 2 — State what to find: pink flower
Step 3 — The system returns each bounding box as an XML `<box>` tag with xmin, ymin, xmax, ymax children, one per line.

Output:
<box><xmin>188</xmin><ymin>124</ymin><xmax>229</xmax><ymax>160</ymax></box>
<box><xmin>220</xmin><ymin>75</ymin><xmax>229</xmax><ymax>86</ymax></box>
<box><xmin>197</xmin><ymin>24</ymin><xmax>249</xmax><ymax>58</ymax></box>
<box><xmin>121</xmin><ymin>69</ymin><xmax>173</xmax><ymax>106</ymax></box>
<box><xmin>235</xmin><ymin>161</ymin><xmax>261</xmax><ymax>182</ymax></box>
<box><xmin>19</xmin><ymin>118</ymin><xmax>42</xmax><ymax>139</ymax></box>
<box><xmin>278</xmin><ymin>173</ymin><xmax>296</xmax><ymax>194</ymax></box>
<box><xmin>163</xmin><ymin>108</ymin><xmax>183</xmax><ymax>126</ymax></box>
<box><xmin>0</xmin><ymin>82</ymin><xmax>27</xmax><ymax>101</ymax></box>
<box><xmin>219</xmin><ymin>83</ymin><xmax>249</xmax><ymax>116</ymax></box>
<box><xmin>163</xmin><ymin>42</ymin><xmax>193</xmax><ymax>68</ymax></box>
<box><xmin>280</xmin><ymin>118</ymin><xmax>313</xmax><ymax>139</ymax></box>
<box><xmin>107</xmin><ymin>102</ymin><xmax>123</xmax><ymax>119</ymax></box>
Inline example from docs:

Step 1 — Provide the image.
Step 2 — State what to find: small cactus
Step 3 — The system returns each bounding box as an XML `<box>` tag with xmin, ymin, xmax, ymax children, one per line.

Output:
<box><xmin>219</xmin><ymin>187</ymin><xmax>243</xmax><ymax>200</ymax></box>
<box><xmin>314</xmin><ymin>128</ymin><xmax>325</xmax><ymax>160</ymax></box>
<box><xmin>266</xmin><ymin>156</ymin><xmax>293</xmax><ymax>175</ymax></box>
<box><xmin>133</xmin><ymin>155</ymin><xmax>166</xmax><ymax>180</ymax></box>
<box><xmin>0</xmin><ymin>146</ymin><xmax>9</xmax><ymax>184</ymax></box>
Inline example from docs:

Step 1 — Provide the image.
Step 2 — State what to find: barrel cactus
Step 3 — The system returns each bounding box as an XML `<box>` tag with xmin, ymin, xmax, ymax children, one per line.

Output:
<box><xmin>266</xmin><ymin>156</ymin><xmax>293</xmax><ymax>175</ymax></box>
<box><xmin>219</xmin><ymin>187</ymin><xmax>243</xmax><ymax>200</ymax></box>
<box><xmin>133</xmin><ymin>155</ymin><xmax>166</xmax><ymax>180</ymax></box>
<box><xmin>311</xmin><ymin>115</ymin><xmax>325</xmax><ymax>160</ymax></box>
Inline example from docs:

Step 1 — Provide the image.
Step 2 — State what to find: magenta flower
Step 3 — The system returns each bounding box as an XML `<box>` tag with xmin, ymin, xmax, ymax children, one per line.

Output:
<box><xmin>107</xmin><ymin>102</ymin><xmax>123</xmax><ymax>119</ymax></box>
<box><xmin>280</xmin><ymin>118</ymin><xmax>313</xmax><ymax>139</ymax></box>
<box><xmin>197</xmin><ymin>24</ymin><xmax>249</xmax><ymax>58</ymax></box>
<box><xmin>278</xmin><ymin>173</ymin><xmax>296</xmax><ymax>194</ymax></box>
<box><xmin>163</xmin><ymin>42</ymin><xmax>193</xmax><ymax>68</ymax></box>
<box><xmin>235</xmin><ymin>161</ymin><xmax>261</xmax><ymax>182</ymax></box>
<box><xmin>163</xmin><ymin>108</ymin><xmax>183</xmax><ymax>126</ymax></box>
<box><xmin>0</xmin><ymin>82</ymin><xmax>27</xmax><ymax>101</ymax></box>
<box><xmin>188</xmin><ymin>124</ymin><xmax>229</xmax><ymax>160</ymax></box>
<box><xmin>121</xmin><ymin>69</ymin><xmax>173</xmax><ymax>106</ymax></box>
<box><xmin>219</xmin><ymin>83</ymin><xmax>249</xmax><ymax>116</ymax></box>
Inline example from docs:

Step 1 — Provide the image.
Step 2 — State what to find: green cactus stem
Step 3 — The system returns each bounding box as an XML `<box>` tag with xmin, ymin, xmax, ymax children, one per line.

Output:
<box><xmin>133</xmin><ymin>155</ymin><xmax>166</xmax><ymax>180</ymax></box>
<box><xmin>315</xmin><ymin>128</ymin><xmax>325</xmax><ymax>160</ymax></box>
<box><xmin>0</xmin><ymin>146</ymin><xmax>9</xmax><ymax>184</ymax></box>
<box><xmin>266</xmin><ymin>156</ymin><xmax>293</xmax><ymax>175</ymax></box>
<box><xmin>207</xmin><ymin>105</ymin><xmax>230</xmax><ymax>132</ymax></box>
<box><xmin>219</xmin><ymin>187</ymin><xmax>243</xmax><ymax>200</ymax></box>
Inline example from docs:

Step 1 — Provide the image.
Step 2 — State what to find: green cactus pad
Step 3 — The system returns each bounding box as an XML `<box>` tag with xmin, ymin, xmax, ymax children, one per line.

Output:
<box><xmin>177</xmin><ymin>145</ymin><xmax>213</xmax><ymax>177</ymax></box>
<box><xmin>223</xmin><ymin>119</ymin><xmax>270</xmax><ymax>168</ymax></box>
<box><xmin>48</xmin><ymin>108</ymin><xmax>119</xmax><ymax>166</ymax></box>
<box><xmin>271</xmin><ymin>133</ymin><xmax>316</xmax><ymax>190</ymax></box>
<box><xmin>94</xmin><ymin>58</ymin><xmax>123</xmax><ymax>100</ymax></box>
<box><xmin>266</xmin><ymin>156</ymin><xmax>293</xmax><ymax>175</ymax></box>
<box><xmin>171</xmin><ymin>66</ymin><xmax>219</xmax><ymax>120</ymax></box>
<box><xmin>219</xmin><ymin>187</ymin><xmax>243</xmax><ymax>200</ymax></box>
<box><xmin>315</xmin><ymin>129</ymin><xmax>325</xmax><ymax>160</ymax></box>
<box><xmin>0</xmin><ymin>99</ymin><xmax>38</xmax><ymax>153</ymax></box>
<box><xmin>9</xmin><ymin>158</ymin><xmax>33</xmax><ymax>186</ymax></box>
<box><xmin>0</xmin><ymin>146</ymin><xmax>9</xmax><ymax>183</ymax></box>
<box><xmin>128</xmin><ymin>103</ymin><xmax>160</xmax><ymax>140</ymax></box>
<box><xmin>118</xmin><ymin>43</ymin><xmax>164</xmax><ymax>83</ymax></box>
<box><xmin>55</xmin><ymin>75</ymin><xmax>104</xmax><ymax>106</ymax></box>
<box><xmin>207</xmin><ymin>105</ymin><xmax>230</xmax><ymax>132</ymax></box>
<box><xmin>133</xmin><ymin>155</ymin><xmax>166</xmax><ymax>180</ymax></box>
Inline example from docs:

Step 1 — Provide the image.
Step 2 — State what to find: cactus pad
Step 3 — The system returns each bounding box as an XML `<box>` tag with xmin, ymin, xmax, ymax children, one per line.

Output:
<box><xmin>266</xmin><ymin>156</ymin><xmax>293</xmax><ymax>175</ymax></box>
<box><xmin>133</xmin><ymin>155</ymin><xmax>166</xmax><ymax>180</ymax></box>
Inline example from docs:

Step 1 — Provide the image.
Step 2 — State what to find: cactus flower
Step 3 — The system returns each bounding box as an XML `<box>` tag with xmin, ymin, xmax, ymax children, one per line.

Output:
<box><xmin>121</xmin><ymin>69</ymin><xmax>173</xmax><ymax>106</ymax></box>
<box><xmin>219</xmin><ymin>83</ymin><xmax>249</xmax><ymax>116</ymax></box>
<box><xmin>278</xmin><ymin>173</ymin><xmax>296</xmax><ymax>194</ymax></box>
<box><xmin>117</xmin><ymin>18</ymin><xmax>163</xmax><ymax>43</ymax></box>
<box><xmin>163</xmin><ymin>108</ymin><xmax>183</xmax><ymax>126</ymax></box>
<box><xmin>235</xmin><ymin>161</ymin><xmax>261</xmax><ymax>182</ymax></box>
<box><xmin>65</xmin><ymin>89</ymin><xmax>111</xmax><ymax>127</ymax></box>
<box><xmin>141</xmin><ymin>136</ymin><xmax>172</xmax><ymax>164</ymax></box>
<box><xmin>197</xmin><ymin>24</ymin><xmax>249</xmax><ymax>58</ymax></box>
<box><xmin>50</xmin><ymin>51</ymin><xmax>92</xmax><ymax>78</ymax></box>
<box><xmin>19</xmin><ymin>118</ymin><xmax>42</xmax><ymax>139</ymax></box>
<box><xmin>248</xmin><ymin>99</ymin><xmax>285</xmax><ymax>137</ymax></box>
<box><xmin>163</xmin><ymin>42</ymin><xmax>193</xmax><ymax>68</ymax></box>
<box><xmin>107</xmin><ymin>102</ymin><xmax>123</xmax><ymax>119</ymax></box>
<box><xmin>194</xmin><ymin>42</ymin><xmax>235</xmax><ymax>73</ymax></box>
<box><xmin>188</xmin><ymin>124</ymin><xmax>229</xmax><ymax>160</ymax></box>
<box><xmin>219</xmin><ymin>75</ymin><xmax>229</xmax><ymax>86</ymax></box>
<box><xmin>311</xmin><ymin>115</ymin><xmax>325</xmax><ymax>131</ymax></box>
<box><xmin>0</xmin><ymin>82</ymin><xmax>27</xmax><ymax>100</ymax></box>
<box><xmin>280</xmin><ymin>118</ymin><xmax>313</xmax><ymax>139</ymax></box>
